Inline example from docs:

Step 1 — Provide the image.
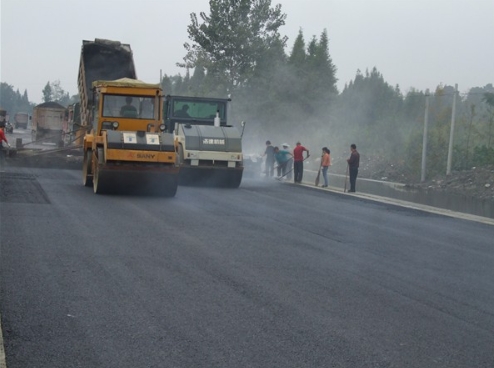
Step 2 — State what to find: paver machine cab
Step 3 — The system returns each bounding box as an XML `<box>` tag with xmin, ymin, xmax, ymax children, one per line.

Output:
<box><xmin>79</xmin><ymin>39</ymin><xmax>179</xmax><ymax>195</ymax></box>
<box><xmin>164</xmin><ymin>95</ymin><xmax>244</xmax><ymax>188</ymax></box>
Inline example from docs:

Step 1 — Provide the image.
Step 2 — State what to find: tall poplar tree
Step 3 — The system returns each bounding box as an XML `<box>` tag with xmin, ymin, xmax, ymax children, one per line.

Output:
<box><xmin>42</xmin><ymin>82</ymin><xmax>52</xmax><ymax>102</ymax></box>
<box><xmin>180</xmin><ymin>0</ymin><xmax>287</xmax><ymax>93</ymax></box>
<box><xmin>288</xmin><ymin>29</ymin><xmax>306</xmax><ymax>70</ymax></box>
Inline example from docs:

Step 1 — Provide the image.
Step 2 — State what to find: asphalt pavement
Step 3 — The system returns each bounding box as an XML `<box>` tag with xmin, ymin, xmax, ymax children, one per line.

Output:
<box><xmin>1</xmin><ymin>167</ymin><xmax>494</xmax><ymax>367</ymax></box>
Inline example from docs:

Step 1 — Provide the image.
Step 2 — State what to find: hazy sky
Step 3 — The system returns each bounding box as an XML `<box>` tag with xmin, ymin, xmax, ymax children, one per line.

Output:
<box><xmin>1</xmin><ymin>0</ymin><xmax>493</xmax><ymax>104</ymax></box>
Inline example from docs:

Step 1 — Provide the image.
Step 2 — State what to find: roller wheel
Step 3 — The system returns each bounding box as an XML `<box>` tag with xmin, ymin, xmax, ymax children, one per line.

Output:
<box><xmin>93</xmin><ymin>148</ymin><xmax>108</xmax><ymax>194</ymax></box>
<box><xmin>227</xmin><ymin>170</ymin><xmax>243</xmax><ymax>189</ymax></box>
<box><xmin>82</xmin><ymin>149</ymin><xmax>93</xmax><ymax>187</ymax></box>
<box><xmin>162</xmin><ymin>175</ymin><xmax>179</xmax><ymax>197</ymax></box>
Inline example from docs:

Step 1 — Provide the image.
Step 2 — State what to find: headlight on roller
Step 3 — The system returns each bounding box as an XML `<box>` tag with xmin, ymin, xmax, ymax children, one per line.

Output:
<box><xmin>159</xmin><ymin>124</ymin><xmax>166</xmax><ymax>132</ymax></box>
<box><xmin>112</xmin><ymin>121</ymin><xmax>119</xmax><ymax>130</ymax></box>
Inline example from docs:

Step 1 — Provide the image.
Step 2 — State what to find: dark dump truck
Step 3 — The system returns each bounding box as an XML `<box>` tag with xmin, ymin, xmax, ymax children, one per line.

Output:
<box><xmin>13</xmin><ymin>112</ymin><xmax>29</xmax><ymax>129</ymax></box>
<box><xmin>31</xmin><ymin>102</ymin><xmax>68</xmax><ymax>147</ymax></box>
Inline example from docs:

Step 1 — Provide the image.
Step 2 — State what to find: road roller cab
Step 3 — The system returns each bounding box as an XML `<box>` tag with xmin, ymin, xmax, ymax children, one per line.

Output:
<box><xmin>164</xmin><ymin>95</ymin><xmax>244</xmax><ymax>188</ymax></box>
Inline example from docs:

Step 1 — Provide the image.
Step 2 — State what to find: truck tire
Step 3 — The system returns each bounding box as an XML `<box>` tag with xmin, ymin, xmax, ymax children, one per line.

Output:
<box><xmin>227</xmin><ymin>170</ymin><xmax>243</xmax><ymax>188</ymax></box>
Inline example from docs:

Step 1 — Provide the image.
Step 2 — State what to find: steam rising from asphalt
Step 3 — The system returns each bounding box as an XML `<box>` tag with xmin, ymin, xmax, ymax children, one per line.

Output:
<box><xmin>233</xmin><ymin>95</ymin><xmax>351</xmax><ymax>177</ymax></box>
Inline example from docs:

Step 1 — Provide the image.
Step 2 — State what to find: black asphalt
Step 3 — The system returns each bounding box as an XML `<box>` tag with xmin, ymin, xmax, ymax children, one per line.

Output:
<box><xmin>1</xmin><ymin>167</ymin><xmax>494</xmax><ymax>367</ymax></box>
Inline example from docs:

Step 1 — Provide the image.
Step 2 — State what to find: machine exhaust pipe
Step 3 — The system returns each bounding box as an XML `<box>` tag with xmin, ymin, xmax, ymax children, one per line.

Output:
<box><xmin>214</xmin><ymin>110</ymin><xmax>220</xmax><ymax>127</ymax></box>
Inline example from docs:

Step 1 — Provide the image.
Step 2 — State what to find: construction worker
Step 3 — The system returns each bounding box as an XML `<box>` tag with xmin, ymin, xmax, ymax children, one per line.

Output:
<box><xmin>282</xmin><ymin>143</ymin><xmax>293</xmax><ymax>180</ymax></box>
<box><xmin>293</xmin><ymin>142</ymin><xmax>309</xmax><ymax>183</ymax></box>
<box><xmin>346</xmin><ymin>143</ymin><xmax>360</xmax><ymax>192</ymax></box>
<box><xmin>0</xmin><ymin>127</ymin><xmax>10</xmax><ymax>159</ymax></box>
<box><xmin>263</xmin><ymin>140</ymin><xmax>275</xmax><ymax>177</ymax></box>
<box><xmin>274</xmin><ymin>146</ymin><xmax>292</xmax><ymax>179</ymax></box>
<box><xmin>321</xmin><ymin>147</ymin><xmax>331</xmax><ymax>187</ymax></box>
<box><xmin>0</xmin><ymin>127</ymin><xmax>10</xmax><ymax>147</ymax></box>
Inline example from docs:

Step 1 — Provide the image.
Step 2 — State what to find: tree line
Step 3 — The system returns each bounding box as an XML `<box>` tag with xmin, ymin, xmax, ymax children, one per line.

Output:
<box><xmin>162</xmin><ymin>0</ymin><xmax>494</xmax><ymax>180</ymax></box>
<box><xmin>1</xmin><ymin>0</ymin><xmax>493</xmax><ymax>181</ymax></box>
<box><xmin>0</xmin><ymin>80</ymin><xmax>75</xmax><ymax>117</ymax></box>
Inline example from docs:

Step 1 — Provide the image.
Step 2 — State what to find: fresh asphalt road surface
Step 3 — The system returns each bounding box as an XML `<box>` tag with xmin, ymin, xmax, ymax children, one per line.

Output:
<box><xmin>1</xmin><ymin>167</ymin><xmax>494</xmax><ymax>368</ymax></box>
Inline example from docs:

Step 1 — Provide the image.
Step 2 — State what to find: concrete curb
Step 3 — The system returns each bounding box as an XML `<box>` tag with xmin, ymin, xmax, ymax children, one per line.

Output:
<box><xmin>299</xmin><ymin>181</ymin><xmax>494</xmax><ymax>226</ymax></box>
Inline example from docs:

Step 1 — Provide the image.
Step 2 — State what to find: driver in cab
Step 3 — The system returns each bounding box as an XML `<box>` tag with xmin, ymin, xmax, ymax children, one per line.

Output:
<box><xmin>120</xmin><ymin>97</ymin><xmax>138</xmax><ymax>117</ymax></box>
<box><xmin>175</xmin><ymin>104</ymin><xmax>190</xmax><ymax>118</ymax></box>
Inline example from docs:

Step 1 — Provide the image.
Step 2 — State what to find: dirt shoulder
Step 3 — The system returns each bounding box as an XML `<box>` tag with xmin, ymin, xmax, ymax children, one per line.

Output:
<box><xmin>357</xmin><ymin>158</ymin><xmax>494</xmax><ymax>202</ymax></box>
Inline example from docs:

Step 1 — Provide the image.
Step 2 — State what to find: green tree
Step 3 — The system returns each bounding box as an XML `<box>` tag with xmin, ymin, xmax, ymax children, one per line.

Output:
<box><xmin>235</xmin><ymin>35</ymin><xmax>289</xmax><ymax>135</ymax></box>
<box><xmin>464</xmin><ymin>103</ymin><xmax>477</xmax><ymax>168</ymax></box>
<box><xmin>50</xmin><ymin>80</ymin><xmax>70</xmax><ymax>106</ymax></box>
<box><xmin>334</xmin><ymin>67</ymin><xmax>404</xmax><ymax>156</ymax></box>
<box><xmin>483</xmin><ymin>92</ymin><xmax>494</xmax><ymax>106</ymax></box>
<box><xmin>288</xmin><ymin>29</ymin><xmax>306</xmax><ymax>70</ymax></box>
<box><xmin>483</xmin><ymin>92</ymin><xmax>494</xmax><ymax>148</ymax></box>
<box><xmin>0</xmin><ymin>82</ymin><xmax>35</xmax><ymax>117</ymax></box>
<box><xmin>286</xmin><ymin>30</ymin><xmax>309</xmax><ymax>111</ymax></box>
<box><xmin>310</xmin><ymin>29</ymin><xmax>338</xmax><ymax>98</ymax></box>
<box><xmin>305</xmin><ymin>29</ymin><xmax>338</xmax><ymax>117</ymax></box>
<box><xmin>189</xmin><ymin>65</ymin><xmax>206</xmax><ymax>95</ymax></box>
<box><xmin>41</xmin><ymin>80</ymin><xmax>71</xmax><ymax>106</ymax></box>
<box><xmin>161</xmin><ymin>75</ymin><xmax>173</xmax><ymax>95</ymax></box>
<box><xmin>180</xmin><ymin>0</ymin><xmax>287</xmax><ymax>93</ymax></box>
<box><xmin>42</xmin><ymin>82</ymin><xmax>52</xmax><ymax>102</ymax></box>
<box><xmin>0</xmin><ymin>83</ymin><xmax>16</xmax><ymax>110</ymax></box>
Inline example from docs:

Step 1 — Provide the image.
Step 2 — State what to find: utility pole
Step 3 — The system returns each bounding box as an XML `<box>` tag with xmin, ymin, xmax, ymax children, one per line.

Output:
<box><xmin>446</xmin><ymin>84</ymin><xmax>458</xmax><ymax>175</ymax></box>
<box><xmin>421</xmin><ymin>89</ymin><xmax>430</xmax><ymax>182</ymax></box>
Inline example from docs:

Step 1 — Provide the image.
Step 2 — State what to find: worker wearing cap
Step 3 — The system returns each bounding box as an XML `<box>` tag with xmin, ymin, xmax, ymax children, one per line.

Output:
<box><xmin>293</xmin><ymin>141</ymin><xmax>309</xmax><ymax>183</ymax></box>
<box><xmin>274</xmin><ymin>145</ymin><xmax>292</xmax><ymax>179</ymax></box>
<box><xmin>277</xmin><ymin>144</ymin><xmax>292</xmax><ymax>179</ymax></box>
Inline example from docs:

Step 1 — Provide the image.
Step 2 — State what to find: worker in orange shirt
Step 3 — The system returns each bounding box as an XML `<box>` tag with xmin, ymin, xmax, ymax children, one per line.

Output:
<box><xmin>321</xmin><ymin>147</ymin><xmax>331</xmax><ymax>187</ymax></box>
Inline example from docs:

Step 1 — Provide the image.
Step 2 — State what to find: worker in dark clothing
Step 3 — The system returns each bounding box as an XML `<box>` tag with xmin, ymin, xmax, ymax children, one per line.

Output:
<box><xmin>346</xmin><ymin>143</ymin><xmax>360</xmax><ymax>192</ymax></box>
<box><xmin>263</xmin><ymin>140</ymin><xmax>275</xmax><ymax>177</ymax></box>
